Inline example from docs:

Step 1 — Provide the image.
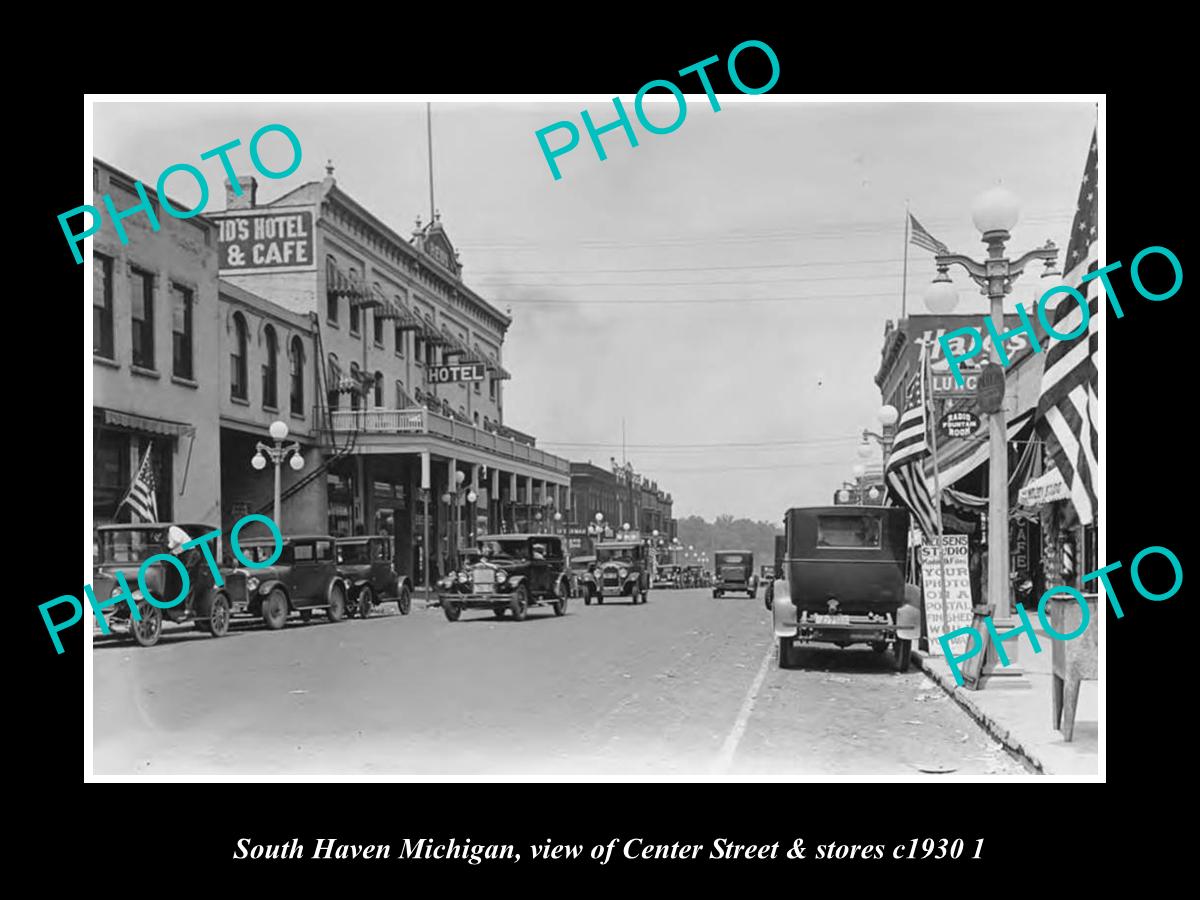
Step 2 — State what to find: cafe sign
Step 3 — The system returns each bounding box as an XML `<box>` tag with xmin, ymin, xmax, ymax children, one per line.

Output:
<box><xmin>215</xmin><ymin>208</ymin><xmax>316</xmax><ymax>272</ymax></box>
<box><xmin>938</xmin><ymin>410</ymin><xmax>981</xmax><ymax>440</ymax></box>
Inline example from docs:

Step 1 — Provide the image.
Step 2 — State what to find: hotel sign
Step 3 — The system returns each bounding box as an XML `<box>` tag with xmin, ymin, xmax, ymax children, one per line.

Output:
<box><xmin>215</xmin><ymin>208</ymin><xmax>316</xmax><ymax>272</ymax></box>
<box><xmin>428</xmin><ymin>363</ymin><xmax>486</xmax><ymax>384</ymax></box>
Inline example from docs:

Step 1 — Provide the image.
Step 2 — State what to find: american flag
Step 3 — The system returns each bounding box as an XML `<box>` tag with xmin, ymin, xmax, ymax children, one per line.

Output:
<box><xmin>1035</xmin><ymin>128</ymin><xmax>1098</xmax><ymax>526</ymax></box>
<box><xmin>909</xmin><ymin>212</ymin><xmax>948</xmax><ymax>255</ymax></box>
<box><xmin>885</xmin><ymin>341</ymin><xmax>939</xmax><ymax>540</ymax></box>
<box><xmin>121</xmin><ymin>445</ymin><xmax>159</xmax><ymax>523</ymax></box>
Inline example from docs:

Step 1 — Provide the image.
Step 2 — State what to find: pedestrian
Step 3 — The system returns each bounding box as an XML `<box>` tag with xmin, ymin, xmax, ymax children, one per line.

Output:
<box><xmin>165</xmin><ymin>525</ymin><xmax>209</xmax><ymax>616</ymax></box>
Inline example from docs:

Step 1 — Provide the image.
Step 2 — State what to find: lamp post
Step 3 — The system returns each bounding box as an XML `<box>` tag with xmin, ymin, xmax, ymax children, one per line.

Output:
<box><xmin>930</xmin><ymin>186</ymin><xmax>1059</xmax><ymax>626</ymax></box>
<box><xmin>553</xmin><ymin>511</ymin><xmax>563</xmax><ymax>535</ymax></box>
<box><xmin>251</xmin><ymin>420</ymin><xmax>304</xmax><ymax>532</ymax></box>
<box><xmin>441</xmin><ymin>469</ymin><xmax>476</xmax><ymax>571</ymax></box>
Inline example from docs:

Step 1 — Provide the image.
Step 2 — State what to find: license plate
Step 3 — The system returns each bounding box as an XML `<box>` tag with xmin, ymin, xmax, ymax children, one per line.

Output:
<box><xmin>815</xmin><ymin>614</ymin><xmax>850</xmax><ymax>625</ymax></box>
<box><xmin>475</xmin><ymin>584</ymin><xmax>493</xmax><ymax>594</ymax></box>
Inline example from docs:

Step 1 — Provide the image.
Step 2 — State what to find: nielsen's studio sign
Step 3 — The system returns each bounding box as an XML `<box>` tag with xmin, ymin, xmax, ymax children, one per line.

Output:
<box><xmin>428</xmin><ymin>363</ymin><xmax>486</xmax><ymax>384</ymax></box>
<box><xmin>217</xmin><ymin>210</ymin><xmax>315</xmax><ymax>271</ymax></box>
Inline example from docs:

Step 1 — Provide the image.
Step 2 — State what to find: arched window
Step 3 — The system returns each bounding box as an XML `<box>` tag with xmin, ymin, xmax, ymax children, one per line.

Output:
<box><xmin>396</xmin><ymin>380</ymin><xmax>407</xmax><ymax>408</ymax></box>
<box><xmin>415</xmin><ymin>387</ymin><xmax>424</xmax><ymax>405</ymax></box>
<box><xmin>262</xmin><ymin>325</ymin><xmax>278</xmax><ymax>409</ymax></box>
<box><xmin>327</xmin><ymin>353</ymin><xmax>340</xmax><ymax>411</ymax></box>
<box><xmin>230</xmin><ymin>312</ymin><xmax>248</xmax><ymax>400</ymax></box>
<box><xmin>326</xmin><ymin>258</ymin><xmax>339</xmax><ymax>323</ymax></box>
<box><xmin>349</xmin><ymin>362</ymin><xmax>362</xmax><ymax>410</ymax></box>
<box><xmin>290</xmin><ymin>336</ymin><xmax>305</xmax><ymax>416</ymax></box>
<box><xmin>374</xmin><ymin>370</ymin><xmax>384</xmax><ymax>408</ymax></box>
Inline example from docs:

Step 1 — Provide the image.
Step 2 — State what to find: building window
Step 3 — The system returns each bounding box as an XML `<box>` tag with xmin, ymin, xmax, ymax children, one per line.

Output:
<box><xmin>489</xmin><ymin>378</ymin><xmax>497</xmax><ymax>401</ymax></box>
<box><xmin>395</xmin><ymin>325</ymin><xmax>405</xmax><ymax>357</ymax></box>
<box><xmin>373</xmin><ymin>312</ymin><xmax>384</xmax><ymax>347</ymax></box>
<box><xmin>415</xmin><ymin>336</ymin><xmax>424</xmax><ymax>360</ymax></box>
<box><xmin>326</xmin><ymin>259</ymin><xmax>339</xmax><ymax>324</ymax></box>
<box><xmin>327</xmin><ymin>353</ymin><xmax>340</xmax><ymax>411</ymax></box>
<box><xmin>374</xmin><ymin>370</ymin><xmax>383</xmax><ymax>408</ymax></box>
<box><xmin>473</xmin><ymin>411</ymin><xmax>480</xmax><ymax>426</ymax></box>
<box><xmin>290</xmin><ymin>337</ymin><xmax>305</xmax><ymax>416</ymax></box>
<box><xmin>171</xmin><ymin>283</ymin><xmax>194</xmax><ymax>379</ymax></box>
<box><xmin>130</xmin><ymin>267</ymin><xmax>155</xmax><ymax>369</ymax></box>
<box><xmin>349</xmin><ymin>362</ymin><xmax>362</xmax><ymax>411</ymax></box>
<box><xmin>396</xmin><ymin>380</ymin><xmax>406</xmax><ymax>408</ymax></box>
<box><xmin>93</xmin><ymin>428</ymin><xmax>129</xmax><ymax>525</ymax></box>
<box><xmin>231</xmin><ymin>312</ymin><xmax>248</xmax><ymax>400</ymax></box>
<box><xmin>262</xmin><ymin>325</ymin><xmax>279</xmax><ymax>409</ymax></box>
<box><xmin>348</xmin><ymin>273</ymin><xmax>361</xmax><ymax>335</ymax></box>
<box><xmin>93</xmin><ymin>253</ymin><xmax>114</xmax><ymax>359</ymax></box>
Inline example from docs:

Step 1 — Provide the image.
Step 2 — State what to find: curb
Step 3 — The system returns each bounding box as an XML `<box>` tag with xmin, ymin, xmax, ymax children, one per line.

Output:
<box><xmin>912</xmin><ymin>649</ymin><xmax>1046</xmax><ymax>775</ymax></box>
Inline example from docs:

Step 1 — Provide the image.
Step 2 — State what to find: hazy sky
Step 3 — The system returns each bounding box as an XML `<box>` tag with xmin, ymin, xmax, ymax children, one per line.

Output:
<box><xmin>93</xmin><ymin>98</ymin><xmax>1096</xmax><ymax>522</ymax></box>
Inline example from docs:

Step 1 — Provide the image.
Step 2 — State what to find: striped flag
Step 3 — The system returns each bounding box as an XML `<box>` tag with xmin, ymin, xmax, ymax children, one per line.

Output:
<box><xmin>885</xmin><ymin>343</ymin><xmax>939</xmax><ymax>540</ymax></box>
<box><xmin>120</xmin><ymin>445</ymin><xmax>159</xmax><ymax>523</ymax></box>
<box><xmin>1035</xmin><ymin>128</ymin><xmax>1098</xmax><ymax>526</ymax></box>
<box><xmin>909</xmin><ymin>212</ymin><xmax>948</xmax><ymax>255</ymax></box>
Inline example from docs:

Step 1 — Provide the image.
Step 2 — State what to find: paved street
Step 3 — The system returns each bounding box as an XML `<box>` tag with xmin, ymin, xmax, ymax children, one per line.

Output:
<box><xmin>93</xmin><ymin>588</ymin><xmax>1029</xmax><ymax>777</ymax></box>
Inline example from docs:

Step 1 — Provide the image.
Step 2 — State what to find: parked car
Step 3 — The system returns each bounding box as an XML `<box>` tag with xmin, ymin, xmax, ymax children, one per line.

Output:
<box><xmin>336</xmin><ymin>535</ymin><xmax>413</xmax><ymax>618</ymax></box>
<box><xmin>653</xmin><ymin>564</ymin><xmax>680</xmax><ymax>589</ymax></box>
<box><xmin>568</xmin><ymin>553</ymin><xmax>596</xmax><ymax>598</ymax></box>
<box><xmin>764</xmin><ymin>535</ymin><xmax>786</xmax><ymax>611</ymax></box>
<box><xmin>234</xmin><ymin>535</ymin><xmax>349</xmax><ymax>629</ymax></box>
<box><xmin>92</xmin><ymin>522</ymin><xmax>247</xmax><ymax>647</ymax></box>
<box><xmin>580</xmin><ymin>539</ymin><xmax>651</xmax><ymax>605</ymax></box>
<box><xmin>772</xmin><ymin>506</ymin><xmax>920</xmax><ymax>670</ymax></box>
<box><xmin>437</xmin><ymin>534</ymin><xmax>570</xmax><ymax>621</ymax></box>
<box><xmin>713</xmin><ymin>550</ymin><xmax>757</xmax><ymax>599</ymax></box>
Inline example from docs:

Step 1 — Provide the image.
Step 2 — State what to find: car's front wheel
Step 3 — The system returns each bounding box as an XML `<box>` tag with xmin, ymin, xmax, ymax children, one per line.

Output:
<box><xmin>553</xmin><ymin>581</ymin><xmax>568</xmax><ymax>617</ymax></box>
<box><xmin>895</xmin><ymin>639</ymin><xmax>912</xmax><ymax>672</ymax></box>
<box><xmin>397</xmin><ymin>585</ymin><xmax>412</xmax><ymax>616</ymax></box>
<box><xmin>443</xmin><ymin>601</ymin><xmax>462</xmax><ymax>622</ymax></box>
<box><xmin>510</xmin><ymin>585</ymin><xmax>529</xmax><ymax>621</ymax></box>
<box><xmin>357</xmin><ymin>585</ymin><xmax>375</xmax><ymax>619</ymax></box>
<box><xmin>327</xmin><ymin>583</ymin><xmax>347</xmax><ymax>622</ymax></box>
<box><xmin>206</xmin><ymin>594</ymin><xmax>231</xmax><ymax>637</ymax></box>
<box><xmin>131</xmin><ymin>602</ymin><xmax>163</xmax><ymax>647</ymax></box>
<box><xmin>778</xmin><ymin>636</ymin><xmax>795</xmax><ymax>670</ymax></box>
<box><xmin>262</xmin><ymin>589</ymin><xmax>289</xmax><ymax>630</ymax></box>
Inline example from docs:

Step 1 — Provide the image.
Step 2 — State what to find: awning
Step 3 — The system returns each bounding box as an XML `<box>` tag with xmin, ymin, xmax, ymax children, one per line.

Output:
<box><xmin>926</xmin><ymin>407</ymin><xmax>1034</xmax><ymax>487</ymax></box>
<box><xmin>101</xmin><ymin>408</ymin><xmax>194</xmax><ymax>437</ymax></box>
<box><xmin>328</xmin><ymin>265</ymin><xmax>379</xmax><ymax>308</ymax></box>
<box><xmin>373</xmin><ymin>292</ymin><xmax>424</xmax><ymax>331</ymax></box>
<box><xmin>487</xmin><ymin>358</ymin><xmax>512</xmax><ymax>380</ymax></box>
<box><xmin>1018</xmin><ymin>467</ymin><xmax>1071</xmax><ymax>507</ymax></box>
<box><xmin>417</xmin><ymin>312</ymin><xmax>445</xmax><ymax>344</ymax></box>
<box><xmin>440</xmin><ymin>326</ymin><xmax>481</xmax><ymax>361</ymax></box>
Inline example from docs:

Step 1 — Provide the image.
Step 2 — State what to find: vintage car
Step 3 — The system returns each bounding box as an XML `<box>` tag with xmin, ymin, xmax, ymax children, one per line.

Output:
<box><xmin>653</xmin><ymin>564</ymin><xmax>680</xmax><ymax>589</ymax></box>
<box><xmin>764</xmin><ymin>535</ymin><xmax>787</xmax><ymax>611</ymax></box>
<box><xmin>92</xmin><ymin>522</ymin><xmax>248</xmax><ymax>647</ymax></box>
<box><xmin>437</xmin><ymin>534</ymin><xmax>570</xmax><ymax>621</ymax></box>
<box><xmin>235</xmin><ymin>535</ymin><xmax>350</xmax><ymax>629</ymax></box>
<box><xmin>568</xmin><ymin>553</ymin><xmax>596</xmax><ymax>598</ymax></box>
<box><xmin>713</xmin><ymin>550</ymin><xmax>757</xmax><ymax>599</ymax></box>
<box><xmin>336</xmin><ymin>535</ymin><xmax>413</xmax><ymax>618</ymax></box>
<box><xmin>772</xmin><ymin>506</ymin><xmax>920</xmax><ymax>671</ymax></box>
<box><xmin>580</xmin><ymin>539</ymin><xmax>651</xmax><ymax>605</ymax></box>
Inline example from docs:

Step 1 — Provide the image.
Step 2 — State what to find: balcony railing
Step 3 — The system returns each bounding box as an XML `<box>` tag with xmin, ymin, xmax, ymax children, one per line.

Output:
<box><xmin>320</xmin><ymin>407</ymin><xmax>570</xmax><ymax>474</ymax></box>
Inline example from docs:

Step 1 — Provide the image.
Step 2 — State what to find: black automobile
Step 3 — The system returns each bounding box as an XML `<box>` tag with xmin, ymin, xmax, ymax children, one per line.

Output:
<box><xmin>437</xmin><ymin>534</ymin><xmax>570</xmax><ymax>622</ymax></box>
<box><xmin>579</xmin><ymin>539</ymin><xmax>651</xmax><ymax>605</ymax></box>
<box><xmin>235</xmin><ymin>535</ymin><xmax>349</xmax><ymax>629</ymax></box>
<box><xmin>337</xmin><ymin>535</ymin><xmax>413</xmax><ymax>618</ymax></box>
<box><xmin>713</xmin><ymin>550</ymin><xmax>756</xmax><ymax>599</ymax></box>
<box><xmin>92</xmin><ymin>522</ymin><xmax>247</xmax><ymax>647</ymax></box>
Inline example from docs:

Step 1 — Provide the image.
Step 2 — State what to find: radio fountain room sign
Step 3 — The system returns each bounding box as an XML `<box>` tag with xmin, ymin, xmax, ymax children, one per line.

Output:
<box><xmin>215</xmin><ymin>208</ymin><xmax>315</xmax><ymax>273</ymax></box>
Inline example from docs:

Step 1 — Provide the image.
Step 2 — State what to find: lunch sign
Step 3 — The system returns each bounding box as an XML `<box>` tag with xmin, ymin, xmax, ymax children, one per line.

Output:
<box><xmin>215</xmin><ymin>208</ymin><xmax>316</xmax><ymax>273</ymax></box>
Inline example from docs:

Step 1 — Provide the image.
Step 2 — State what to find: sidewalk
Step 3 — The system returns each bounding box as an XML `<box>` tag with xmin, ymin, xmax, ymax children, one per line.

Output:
<box><xmin>914</xmin><ymin>622</ymin><xmax>1098</xmax><ymax>776</ymax></box>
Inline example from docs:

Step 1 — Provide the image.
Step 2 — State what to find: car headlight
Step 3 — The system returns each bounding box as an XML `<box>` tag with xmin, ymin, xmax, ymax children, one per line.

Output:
<box><xmin>110</xmin><ymin>586</ymin><xmax>122</xmax><ymax>598</ymax></box>
<box><xmin>619</xmin><ymin>567</ymin><xmax>628</xmax><ymax>578</ymax></box>
<box><xmin>457</xmin><ymin>571</ymin><xmax>469</xmax><ymax>583</ymax></box>
<box><xmin>246</xmin><ymin>576</ymin><xmax>260</xmax><ymax>592</ymax></box>
<box><xmin>496</xmin><ymin>570</ymin><xmax>508</xmax><ymax>583</ymax></box>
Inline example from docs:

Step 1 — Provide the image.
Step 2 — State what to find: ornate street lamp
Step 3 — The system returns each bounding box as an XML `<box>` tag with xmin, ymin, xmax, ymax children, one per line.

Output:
<box><xmin>251</xmin><ymin>420</ymin><xmax>304</xmax><ymax>531</ymax></box>
<box><xmin>930</xmin><ymin>186</ymin><xmax>1059</xmax><ymax>625</ymax></box>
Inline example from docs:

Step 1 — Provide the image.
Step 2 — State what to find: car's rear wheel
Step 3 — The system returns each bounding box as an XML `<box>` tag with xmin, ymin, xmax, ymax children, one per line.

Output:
<box><xmin>327</xmin><ymin>583</ymin><xmax>347</xmax><ymax>622</ymax></box>
<box><xmin>777</xmin><ymin>637</ymin><xmax>794</xmax><ymax>670</ymax></box>
<box><xmin>443</xmin><ymin>601</ymin><xmax>462</xmax><ymax>622</ymax></box>
<box><xmin>131</xmin><ymin>602</ymin><xmax>163</xmax><ymax>647</ymax></box>
<box><xmin>895</xmin><ymin>638</ymin><xmax>912</xmax><ymax>672</ymax></box>
<box><xmin>262</xmin><ymin>589</ymin><xmax>288</xmax><ymax>630</ymax></box>
<box><xmin>510</xmin><ymin>585</ymin><xmax>529</xmax><ymax>621</ymax></box>
<box><xmin>398</xmin><ymin>585</ymin><xmax>412</xmax><ymax>616</ymax></box>
<box><xmin>553</xmin><ymin>580</ymin><xmax>568</xmax><ymax>616</ymax></box>
<box><xmin>205</xmin><ymin>594</ymin><xmax>231</xmax><ymax>637</ymax></box>
<box><xmin>357</xmin><ymin>585</ymin><xmax>375</xmax><ymax>619</ymax></box>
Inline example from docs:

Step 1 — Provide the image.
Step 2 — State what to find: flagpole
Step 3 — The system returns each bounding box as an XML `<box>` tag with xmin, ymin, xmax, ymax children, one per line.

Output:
<box><xmin>923</xmin><ymin>339</ymin><xmax>950</xmax><ymax>639</ymax></box>
<box><xmin>426</xmin><ymin>102</ymin><xmax>435</xmax><ymax>223</ymax></box>
<box><xmin>901</xmin><ymin>201</ymin><xmax>910</xmax><ymax>318</ymax></box>
<box><xmin>115</xmin><ymin>444</ymin><xmax>152</xmax><ymax>521</ymax></box>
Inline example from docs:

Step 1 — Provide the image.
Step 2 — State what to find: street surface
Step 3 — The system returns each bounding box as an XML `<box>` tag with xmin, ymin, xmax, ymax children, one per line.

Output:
<box><xmin>93</xmin><ymin>588</ymin><xmax>1029</xmax><ymax>777</ymax></box>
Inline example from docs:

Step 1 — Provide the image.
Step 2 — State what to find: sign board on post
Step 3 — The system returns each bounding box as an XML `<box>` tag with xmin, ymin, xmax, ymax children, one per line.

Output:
<box><xmin>920</xmin><ymin>534</ymin><xmax>975</xmax><ymax>657</ymax></box>
<box><xmin>977</xmin><ymin>364</ymin><xmax>1006</xmax><ymax>414</ymax></box>
<box><xmin>215</xmin><ymin>209</ymin><xmax>316</xmax><ymax>273</ymax></box>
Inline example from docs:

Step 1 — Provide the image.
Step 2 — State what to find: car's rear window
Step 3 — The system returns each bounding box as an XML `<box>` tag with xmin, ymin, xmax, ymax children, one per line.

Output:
<box><xmin>98</xmin><ymin>529</ymin><xmax>167</xmax><ymax>563</ymax></box>
<box><xmin>817</xmin><ymin>515</ymin><xmax>882</xmax><ymax>548</ymax></box>
<box><xmin>719</xmin><ymin>555</ymin><xmax>744</xmax><ymax>564</ymax></box>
